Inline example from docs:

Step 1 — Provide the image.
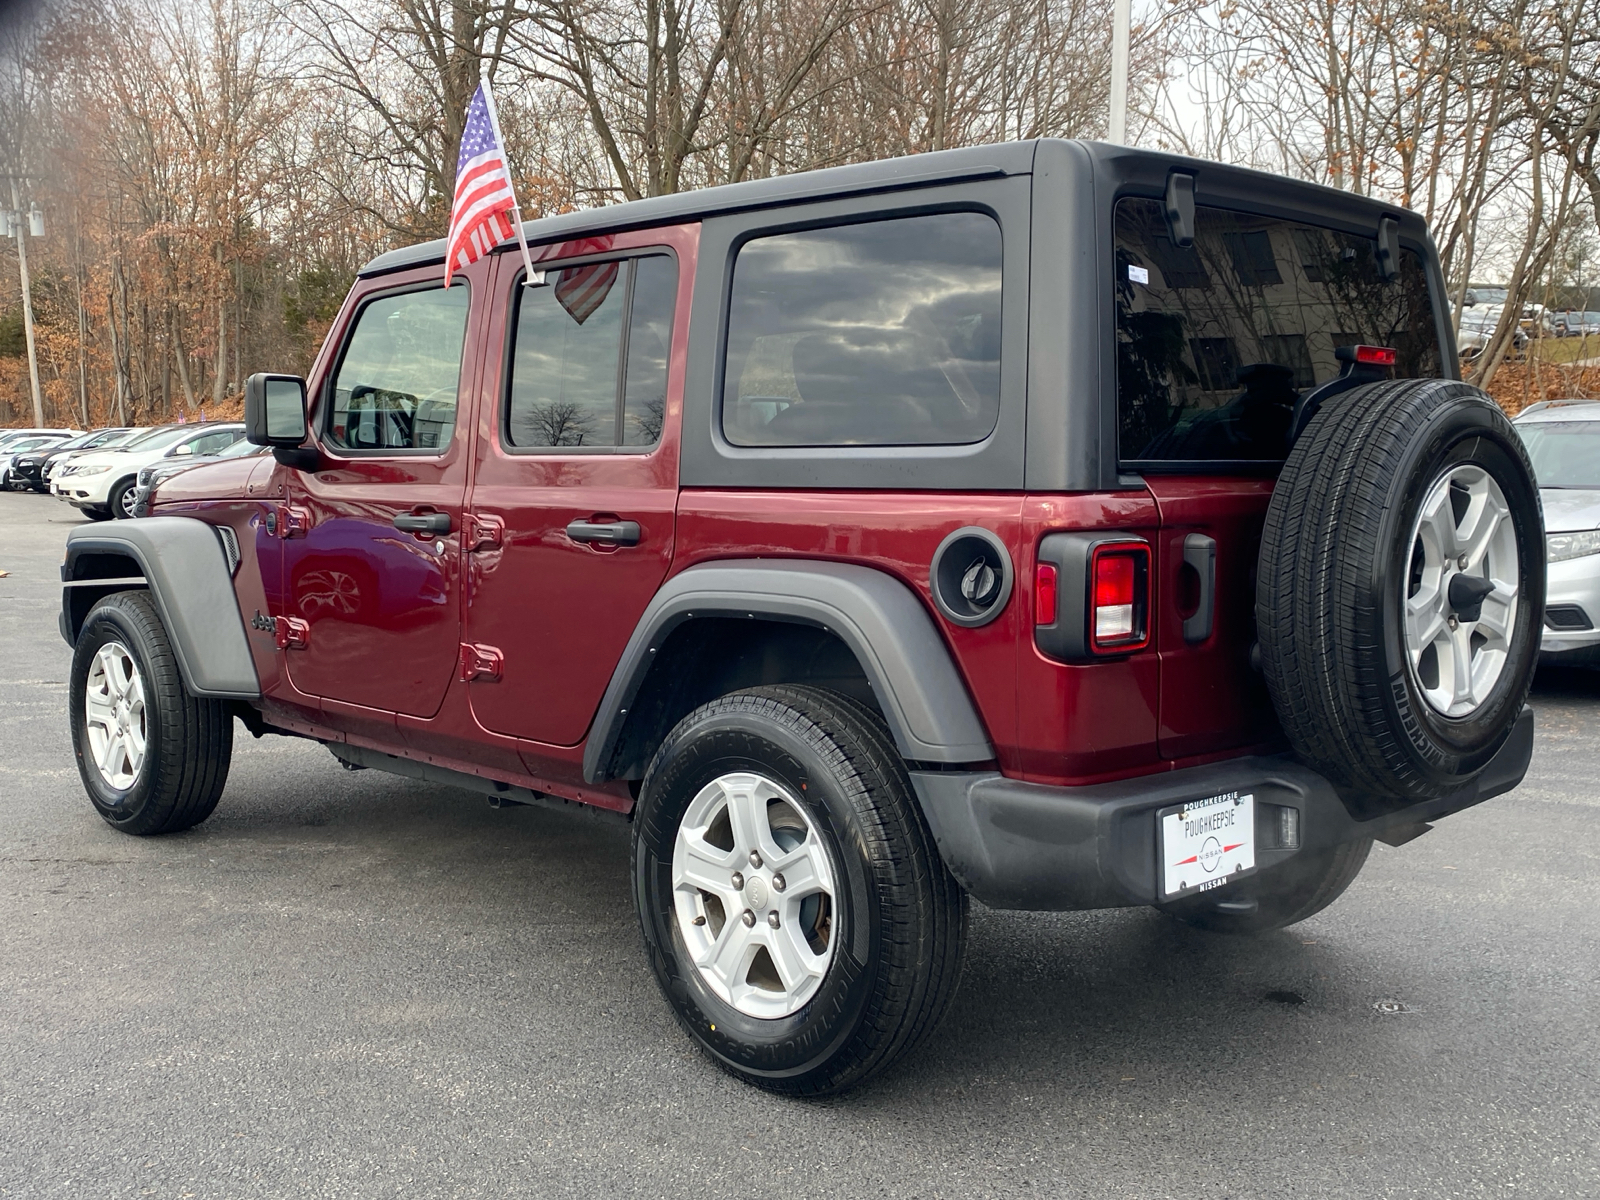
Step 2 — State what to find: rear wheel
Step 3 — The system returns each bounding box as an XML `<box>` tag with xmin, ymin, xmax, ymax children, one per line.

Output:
<box><xmin>70</xmin><ymin>590</ymin><xmax>233</xmax><ymax>835</ymax></box>
<box><xmin>633</xmin><ymin>685</ymin><xmax>966</xmax><ymax>1096</ymax></box>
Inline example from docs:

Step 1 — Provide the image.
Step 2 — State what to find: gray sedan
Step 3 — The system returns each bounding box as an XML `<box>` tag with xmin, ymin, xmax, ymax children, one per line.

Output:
<box><xmin>1515</xmin><ymin>399</ymin><xmax>1600</xmax><ymax>663</ymax></box>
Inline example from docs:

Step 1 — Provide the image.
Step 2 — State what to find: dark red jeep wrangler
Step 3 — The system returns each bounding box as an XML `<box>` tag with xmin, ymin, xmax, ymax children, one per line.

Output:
<box><xmin>60</xmin><ymin>141</ymin><xmax>1544</xmax><ymax>1095</ymax></box>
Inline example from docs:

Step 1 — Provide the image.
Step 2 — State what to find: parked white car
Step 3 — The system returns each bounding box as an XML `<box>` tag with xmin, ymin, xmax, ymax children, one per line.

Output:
<box><xmin>52</xmin><ymin>423</ymin><xmax>246</xmax><ymax>519</ymax></box>
<box><xmin>0</xmin><ymin>427</ymin><xmax>79</xmax><ymax>454</ymax></box>
<box><xmin>1514</xmin><ymin>399</ymin><xmax>1600</xmax><ymax>666</ymax></box>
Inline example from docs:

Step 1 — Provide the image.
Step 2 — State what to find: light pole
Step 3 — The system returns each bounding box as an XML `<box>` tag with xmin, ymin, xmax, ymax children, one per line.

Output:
<box><xmin>6</xmin><ymin>179</ymin><xmax>45</xmax><ymax>427</ymax></box>
<box><xmin>1108</xmin><ymin>0</ymin><xmax>1132</xmax><ymax>144</ymax></box>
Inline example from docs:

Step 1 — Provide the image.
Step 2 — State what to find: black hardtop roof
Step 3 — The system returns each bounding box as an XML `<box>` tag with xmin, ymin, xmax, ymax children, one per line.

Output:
<box><xmin>358</xmin><ymin>139</ymin><xmax>1420</xmax><ymax>278</ymax></box>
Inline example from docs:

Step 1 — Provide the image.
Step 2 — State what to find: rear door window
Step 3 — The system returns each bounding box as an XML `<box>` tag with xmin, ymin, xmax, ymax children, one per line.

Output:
<box><xmin>721</xmin><ymin>212</ymin><xmax>1002</xmax><ymax>447</ymax></box>
<box><xmin>1115</xmin><ymin>198</ymin><xmax>1442</xmax><ymax>465</ymax></box>
<box><xmin>504</xmin><ymin>254</ymin><xmax>677</xmax><ymax>449</ymax></box>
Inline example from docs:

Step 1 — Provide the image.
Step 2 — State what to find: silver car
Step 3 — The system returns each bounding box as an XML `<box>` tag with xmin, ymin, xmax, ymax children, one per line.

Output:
<box><xmin>1514</xmin><ymin>399</ymin><xmax>1600</xmax><ymax>664</ymax></box>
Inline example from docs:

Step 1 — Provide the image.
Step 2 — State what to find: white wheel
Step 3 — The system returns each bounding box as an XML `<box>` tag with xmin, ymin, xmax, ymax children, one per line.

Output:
<box><xmin>671</xmin><ymin>771</ymin><xmax>838</xmax><ymax>1019</ymax></box>
<box><xmin>83</xmin><ymin>641</ymin><xmax>148</xmax><ymax>790</ymax></box>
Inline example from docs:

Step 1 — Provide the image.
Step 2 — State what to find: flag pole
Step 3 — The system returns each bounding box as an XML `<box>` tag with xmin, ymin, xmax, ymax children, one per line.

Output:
<box><xmin>478</xmin><ymin>64</ymin><xmax>543</xmax><ymax>285</ymax></box>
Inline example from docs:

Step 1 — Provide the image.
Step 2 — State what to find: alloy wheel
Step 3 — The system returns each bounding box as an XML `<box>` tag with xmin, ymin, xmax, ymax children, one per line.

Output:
<box><xmin>671</xmin><ymin>771</ymin><xmax>838</xmax><ymax>1019</ymax></box>
<box><xmin>84</xmin><ymin>641</ymin><xmax>148</xmax><ymax>790</ymax></box>
<box><xmin>1403</xmin><ymin>463</ymin><xmax>1520</xmax><ymax>717</ymax></box>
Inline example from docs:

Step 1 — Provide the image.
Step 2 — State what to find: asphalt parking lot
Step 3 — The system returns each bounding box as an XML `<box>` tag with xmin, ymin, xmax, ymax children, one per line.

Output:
<box><xmin>2</xmin><ymin>490</ymin><xmax>1598</xmax><ymax>1199</ymax></box>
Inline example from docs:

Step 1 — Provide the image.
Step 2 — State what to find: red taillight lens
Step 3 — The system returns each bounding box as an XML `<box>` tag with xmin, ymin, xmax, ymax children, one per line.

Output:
<box><xmin>1034</xmin><ymin>562</ymin><xmax>1058</xmax><ymax>625</ymax></box>
<box><xmin>1090</xmin><ymin>544</ymin><xmax>1149</xmax><ymax>651</ymax></box>
<box><xmin>1353</xmin><ymin>344</ymin><xmax>1397</xmax><ymax>366</ymax></box>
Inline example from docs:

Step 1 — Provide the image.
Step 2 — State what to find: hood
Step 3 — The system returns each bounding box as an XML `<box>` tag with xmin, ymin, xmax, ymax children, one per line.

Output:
<box><xmin>1539</xmin><ymin>487</ymin><xmax>1600</xmax><ymax>533</ymax></box>
<box><xmin>59</xmin><ymin>449</ymin><xmax>134</xmax><ymax>471</ymax></box>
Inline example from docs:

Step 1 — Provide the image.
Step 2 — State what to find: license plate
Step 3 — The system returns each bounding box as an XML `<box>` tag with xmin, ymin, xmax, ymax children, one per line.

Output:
<box><xmin>1160</xmin><ymin>791</ymin><xmax>1256</xmax><ymax>898</ymax></box>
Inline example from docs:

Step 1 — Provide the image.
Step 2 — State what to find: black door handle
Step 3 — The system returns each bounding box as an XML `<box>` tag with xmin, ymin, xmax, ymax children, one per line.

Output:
<box><xmin>1181</xmin><ymin>533</ymin><xmax>1216</xmax><ymax>644</ymax></box>
<box><xmin>565</xmin><ymin>519</ymin><xmax>641</xmax><ymax>546</ymax></box>
<box><xmin>393</xmin><ymin>511</ymin><xmax>451</xmax><ymax>536</ymax></box>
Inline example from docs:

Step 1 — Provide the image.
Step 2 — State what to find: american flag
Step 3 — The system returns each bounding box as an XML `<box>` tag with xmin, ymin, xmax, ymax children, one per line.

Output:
<box><xmin>445</xmin><ymin>84</ymin><xmax>516</xmax><ymax>286</ymax></box>
<box><xmin>554</xmin><ymin>261</ymin><xmax>620</xmax><ymax>325</ymax></box>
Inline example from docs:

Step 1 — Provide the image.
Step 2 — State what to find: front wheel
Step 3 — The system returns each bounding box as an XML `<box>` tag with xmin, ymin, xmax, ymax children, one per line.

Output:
<box><xmin>632</xmin><ymin>685</ymin><xmax>967</xmax><ymax>1096</ymax></box>
<box><xmin>70</xmin><ymin>590</ymin><xmax>233</xmax><ymax>834</ymax></box>
<box><xmin>108</xmin><ymin>476</ymin><xmax>138</xmax><ymax>519</ymax></box>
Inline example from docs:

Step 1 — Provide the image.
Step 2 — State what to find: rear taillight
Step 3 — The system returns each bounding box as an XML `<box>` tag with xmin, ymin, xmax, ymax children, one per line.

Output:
<box><xmin>1033</xmin><ymin>533</ymin><xmax>1151</xmax><ymax>662</ymax></box>
<box><xmin>1089</xmin><ymin>543</ymin><xmax>1150</xmax><ymax>652</ymax></box>
<box><xmin>1351</xmin><ymin>344</ymin><xmax>1397</xmax><ymax>366</ymax></box>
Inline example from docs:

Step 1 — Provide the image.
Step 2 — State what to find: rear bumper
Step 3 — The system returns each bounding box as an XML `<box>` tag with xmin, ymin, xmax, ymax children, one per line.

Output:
<box><xmin>910</xmin><ymin>706</ymin><xmax>1534</xmax><ymax>912</ymax></box>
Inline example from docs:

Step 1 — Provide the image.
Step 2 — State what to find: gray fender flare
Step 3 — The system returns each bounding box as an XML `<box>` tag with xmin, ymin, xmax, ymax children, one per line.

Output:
<box><xmin>583</xmin><ymin>559</ymin><xmax>994</xmax><ymax>782</ymax></box>
<box><xmin>60</xmin><ymin>517</ymin><xmax>260</xmax><ymax>700</ymax></box>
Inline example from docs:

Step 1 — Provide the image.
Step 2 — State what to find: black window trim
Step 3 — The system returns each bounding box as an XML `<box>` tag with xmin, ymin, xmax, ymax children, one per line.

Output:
<box><xmin>1109</xmin><ymin>190</ymin><xmax>1451</xmax><ymax>476</ymax></box>
<box><xmin>713</xmin><ymin>201</ymin><xmax>1007</xmax><ymax>454</ymax></box>
<box><xmin>497</xmin><ymin>244</ymin><xmax>680</xmax><ymax>457</ymax></box>
<box><xmin>317</xmin><ymin>277</ymin><xmax>473</xmax><ymax>459</ymax></box>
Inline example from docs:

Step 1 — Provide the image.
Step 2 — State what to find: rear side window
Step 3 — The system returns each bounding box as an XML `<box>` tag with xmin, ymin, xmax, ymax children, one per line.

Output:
<box><xmin>327</xmin><ymin>285</ymin><xmax>470</xmax><ymax>452</ymax></box>
<box><xmin>721</xmin><ymin>212</ymin><xmax>1002</xmax><ymax>447</ymax></box>
<box><xmin>1115</xmin><ymin>198</ymin><xmax>1442</xmax><ymax>464</ymax></box>
<box><xmin>505</xmin><ymin>254</ymin><xmax>677</xmax><ymax>449</ymax></box>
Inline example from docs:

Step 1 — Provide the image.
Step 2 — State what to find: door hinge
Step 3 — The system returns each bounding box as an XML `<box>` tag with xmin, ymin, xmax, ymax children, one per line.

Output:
<box><xmin>466</xmin><ymin>512</ymin><xmax>504</xmax><ymax>551</ymax></box>
<box><xmin>272</xmin><ymin>504</ymin><xmax>312</xmax><ymax>538</ymax></box>
<box><xmin>273</xmin><ymin>615</ymin><xmax>310</xmax><ymax>650</ymax></box>
<box><xmin>459</xmin><ymin>642</ymin><xmax>504</xmax><ymax>683</ymax></box>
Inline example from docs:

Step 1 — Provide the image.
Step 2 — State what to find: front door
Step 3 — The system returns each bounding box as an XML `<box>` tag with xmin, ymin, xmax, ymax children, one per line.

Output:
<box><xmin>280</xmin><ymin>265</ymin><xmax>483</xmax><ymax>719</ymax></box>
<box><xmin>463</xmin><ymin>229</ymin><xmax>694</xmax><ymax>747</ymax></box>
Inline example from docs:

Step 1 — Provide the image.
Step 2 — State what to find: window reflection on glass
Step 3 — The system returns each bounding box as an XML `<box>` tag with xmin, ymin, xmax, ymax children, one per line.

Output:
<box><xmin>328</xmin><ymin>285</ymin><xmax>469</xmax><ymax>452</ymax></box>
<box><xmin>722</xmin><ymin>212</ymin><xmax>1003</xmax><ymax>448</ymax></box>
<box><xmin>1115</xmin><ymin>198</ymin><xmax>1442</xmax><ymax>464</ymax></box>
<box><xmin>505</xmin><ymin>255</ymin><xmax>676</xmax><ymax>449</ymax></box>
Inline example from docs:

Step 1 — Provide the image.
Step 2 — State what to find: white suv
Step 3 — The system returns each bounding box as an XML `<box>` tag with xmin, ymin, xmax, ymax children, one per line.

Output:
<box><xmin>53</xmin><ymin>424</ymin><xmax>246</xmax><ymax>519</ymax></box>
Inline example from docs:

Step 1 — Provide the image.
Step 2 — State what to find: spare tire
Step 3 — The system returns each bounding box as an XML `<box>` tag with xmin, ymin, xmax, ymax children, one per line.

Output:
<box><xmin>1258</xmin><ymin>379</ymin><xmax>1543</xmax><ymax>806</ymax></box>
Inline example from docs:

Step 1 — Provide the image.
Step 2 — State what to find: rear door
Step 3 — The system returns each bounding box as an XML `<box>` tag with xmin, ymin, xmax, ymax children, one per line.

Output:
<box><xmin>1112</xmin><ymin>195</ymin><xmax>1445</xmax><ymax>758</ymax></box>
<box><xmin>462</xmin><ymin>225</ymin><xmax>695</xmax><ymax>748</ymax></box>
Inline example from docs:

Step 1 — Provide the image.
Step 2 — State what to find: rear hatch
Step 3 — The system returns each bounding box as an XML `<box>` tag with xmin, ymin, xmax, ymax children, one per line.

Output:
<box><xmin>1110</xmin><ymin>193</ymin><xmax>1447</xmax><ymax>760</ymax></box>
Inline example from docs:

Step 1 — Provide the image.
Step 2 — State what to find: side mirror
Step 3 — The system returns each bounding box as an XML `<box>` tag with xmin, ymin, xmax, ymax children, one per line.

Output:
<box><xmin>246</xmin><ymin>372</ymin><xmax>309</xmax><ymax>445</ymax></box>
<box><xmin>245</xmin><ymin>372</ymin><xmax>319</xmax><ymax>470</ymax></box>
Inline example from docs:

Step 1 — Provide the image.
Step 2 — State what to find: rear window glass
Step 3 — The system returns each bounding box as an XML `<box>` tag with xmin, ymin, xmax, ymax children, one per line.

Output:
<box><xmin>1116</xmin><ymin>198</ymin><xmax>1442</xmax><ymax>464</ymax></box>
<box><xmin>722</xmin><ymin>212</ymin><xmax>1002</xmax><ymax>447</ymax></box>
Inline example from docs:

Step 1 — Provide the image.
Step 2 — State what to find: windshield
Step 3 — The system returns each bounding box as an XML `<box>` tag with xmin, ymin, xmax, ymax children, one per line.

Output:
<box><xmin>7</xmin><ymin>437</ymin><xmax>55</xmax><ymax>452</ymax></box>
<box><xmin>120</xmin><ymin>426</ymin><xmax>191</xmax><ymax>451</ymax></box>
<box><xmin>1518</xmin><ymin>421</ymin><xmax>1600</xmax><ymax>488</ymax></box>
<box><xmin>97</xmin><ymin>428</ymin><xmax>147</xmax><ymax>448</ymax></box>
<box><xmin>212</xmin><ymin>438</ymin><xmax>264</xmax><ymax>459</ymax></box>
<box><xmin>52</xmin><ymin>430</ymin><xmax>105</xmax><ymax>451</ymax></box>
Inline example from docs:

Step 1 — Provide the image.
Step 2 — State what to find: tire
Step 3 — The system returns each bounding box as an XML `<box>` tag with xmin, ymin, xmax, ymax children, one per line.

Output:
<box><xmin>69</xmin><ymin>590</ymin><xmax>233</xmax><ymax>835</ymax></box>
<box><xmin>108</xmin><ymin>476</ymin><xmax>138</xmax><ymax>520</ymax></box>
<box><xmin>632</xmin><ymin>685</ymin><xmax>967</xmax><ymax>1096</ymax></box>
<box><xmin>1258</xmin><ymin>379</ymin><xmax>1543</xmax><ymax>808</ymax></box>
<box><xmin>1164</xmin><ymin>837</ymin><xmax>1373</xmax><ymax>933</ymax></box>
